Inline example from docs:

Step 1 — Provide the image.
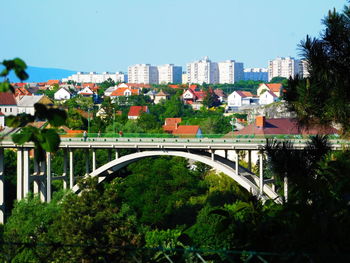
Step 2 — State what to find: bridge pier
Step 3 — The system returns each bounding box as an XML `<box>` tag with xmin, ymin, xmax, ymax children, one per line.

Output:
<box><xmin>69</xmin><ymin>149</ymin><xmax>74</xmax><ymax>189</ymax></box>
<box><xmin>248</xmin><ymin>150</ymin><xmax>252</xmax><ymax>171</ymax></box>
<box><xmin>46</xmin><ymin>152</ymin><xmax>52</xmax><ymax>202</ymax></box>
<box><xmin>235</xmin><ymin>150</ymin><xmax>239</xmax><ymax>176</ymax></box>
<box><xmin>0</xmin><ymin>149</ymin><xmax>4</xmax><ymax>224</ymax></box>
<box><xmin>92</xmin><ymin>149</ymin><xmax>96</xmax><ymax>171</ymax></box>
<box><xmin>115</xmin><ymin>149</ymin><xmax>119</xmax><ymax>159</ymax></box>
<box><xmin>63</xmin><ymin>149</ymin><xmax>68</xmax><ymax>189</ymax></box>
<box><xmin>85</xmin><ymin>149</ymin><xmax>89</xmax><ymax>176</ymax></box>
<box><xmin>259</xmin><ymin>152</ymin><xmax>264</xmax><ymax>196</ymax></box>
<box><xmin>284</xmin><ymin>176</ymin><xmax>288</xmax><ymax>202</ymax></box>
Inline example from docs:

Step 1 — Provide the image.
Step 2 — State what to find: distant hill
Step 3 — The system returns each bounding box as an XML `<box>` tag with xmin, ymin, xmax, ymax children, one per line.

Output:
<box><xmin>7</xmin><ymin>66</ymin><xmax>75</xmax><ymax>83</ymax></box>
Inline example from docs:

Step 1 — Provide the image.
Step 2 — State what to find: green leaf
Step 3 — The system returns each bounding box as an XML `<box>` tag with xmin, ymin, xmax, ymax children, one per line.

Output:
<box><xmin>12</xmin><ymin>129</ymin><xmax>32</xmax><ymax>145</ymax></box>
<box><xmin>47</xmin><ymin>108</ymin><xmax>67</xmax><ymax>127</ymax></box>
<box><xmin>13</xmin><ymin>58</ymin><xmax>27</xmax><ymax>70</ymax></box>
<box><xmin>34</xmin><ymin>103</ymin><xmax>48</xmax><ymax>119</ymax></box>
<box><xmin>40</xmin><ymin>129</ymin><xmax>60</xmax><ymax>152</ymax></box>
<box><xmin>14</xmin><ymin>69</ymin><xmax>29</xmax><ymax>81</ymax></box>
<box><xmin>6</xmin><ymin>114</ymin><xmax>35</xmax><ymax>128</ymax></box>
<box><xmin>209</xmin><ymin>209</ymin><xmax>230</xmax><ymax>217</ymax></box>
<box><xmin>0</xmin><ymin>82</ymin><xmax>10</xmax><ymax>92</ymax></box>
<box><xmin>34</xmin><ymin>145</ymin><xmax>46</xmax><ymax>162</ymax></box>
<box><xmin>0</xmin><ymin>68</ymin><xmax>8</xmax><ymax>77</ymax></box>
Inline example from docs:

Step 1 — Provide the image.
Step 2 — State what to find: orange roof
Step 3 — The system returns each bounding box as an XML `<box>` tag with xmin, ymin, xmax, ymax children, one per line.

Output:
<box><xmin>172</xmin><ymin>125</ymin><xmax>200</xmax><ymax>135</ymax></box>
<box><xmin>126</xmin><ymin>83</ymin><xmax>151</xmax><ymax>89</ymax></box>
<box><xmin>165</xmin><ymin>118</ymin><xmax>182</xmax><ymax>126</ymax></box>
<box><xmin>47</xmin><ymin>80</ymin><xmax>60</xmax><ymax>85</ymax></box>
<box><xmin>110</xmin><ymin>87</ymin><xmax>140</xmax><ymax>97</ymax></box>
<box><xmin>128</xmin><ymin>106</ymin><xmax>148</xmax><ymax>117</ymax></box>
<box><xmin>264</xmin><ymin>83</ymin><xmax>283</xmax><ymax>92</ymax></box>
<box><xmin>236</xmin><ymin>91</ymin><xmax>253</xmax><ymax>97</ymax></box>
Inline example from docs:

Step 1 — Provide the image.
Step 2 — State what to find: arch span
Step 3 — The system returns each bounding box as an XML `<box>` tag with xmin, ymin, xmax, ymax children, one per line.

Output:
<box><xmin>72</xmin><ymin>150</ymin><xmax>280</xmax><ymax>201</ymax></box>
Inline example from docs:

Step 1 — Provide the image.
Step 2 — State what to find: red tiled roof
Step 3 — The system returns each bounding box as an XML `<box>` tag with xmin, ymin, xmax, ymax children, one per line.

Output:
<box><xmin>0</xmin><ymin>92</ymin><xmax>17</xmax><ymax>105</ymax></box>
<box><xmin>15</xmin><ymin>87</ymin><xmax>32</xmax><ymax>97</ymax></box>
<box><xmin>13</xmin><ymin>83</ymin><xmax>27</xmax><ymax>88</ymax></box>
<box><xmin>128</xmin><ymin>106</ymin><xmax>148</xmax><ymax>117</ymax></box>
<box><xmin>172</xmin><ymin>125</ymin><xmax>200</xmax><ymax>135</ymax></box>
<box><xmin>234</xmin><ymin>118</ymin><xmax>338</xmax><ymax>135</ymax></box>
<box><xmin>47</xmin><ymin>80</ymin><xmax>60</xmax><ymax>85</ymax></box>
<box><xmin>236</xmin><ymin>91</ymin><xmax>253</xmax><ymax>97</ymax></box>
<box><xmin>214</xmin><ymin>89</ymin><xmax>226</xmax><ymax>97</ymax></box>
<box><xmin>264</xmin><ymin>83</ymin><xmax>283</xmax><ymax>92</ymax></box>
<box><xmin>110</xmin><ymin>87</ymin><xmax>140</xmax><ymax>97</ymax></box>
<box><xmin>126</xmin><ymin>83</ymin><xmax>151</xmax><ymax>89</ymax></box>
<box><xmin>165</xmin><ymin>118</ymin><xmax>182</xmax><ymax>126</ymax></box>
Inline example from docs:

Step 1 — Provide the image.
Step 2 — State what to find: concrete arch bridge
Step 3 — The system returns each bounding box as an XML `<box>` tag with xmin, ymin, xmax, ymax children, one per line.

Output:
<box><xmin>1</xmin><ymin>136</ymin><xmax>347</xmax><ymax>223</ymax></box>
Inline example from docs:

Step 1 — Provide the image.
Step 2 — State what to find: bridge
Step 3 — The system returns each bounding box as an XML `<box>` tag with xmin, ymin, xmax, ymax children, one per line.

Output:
<box><xmin>0</xmin><ymin>136</ymin><xmax>348</xmax><ymax>223</ymax></box>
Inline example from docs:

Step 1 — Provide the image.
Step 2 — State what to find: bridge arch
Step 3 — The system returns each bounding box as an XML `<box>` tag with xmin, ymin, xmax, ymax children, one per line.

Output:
<box><xmin>72</xmin><ymin>150</ymin><xmax>280</xmax><ymax>201</ymax></box>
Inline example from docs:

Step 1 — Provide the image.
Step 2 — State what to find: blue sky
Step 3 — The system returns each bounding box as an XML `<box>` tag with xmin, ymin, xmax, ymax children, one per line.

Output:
<box><xmin>0</xmin><ymin>0</ymin><xmax>346</xmax><ymax>72</ymax></box>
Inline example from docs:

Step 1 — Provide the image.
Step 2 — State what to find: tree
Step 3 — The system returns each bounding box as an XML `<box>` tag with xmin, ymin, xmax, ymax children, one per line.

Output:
<box><xmin>284</xmin><ymin>3</ymin><xmax>350</xmax><ymax>134</ymax></box>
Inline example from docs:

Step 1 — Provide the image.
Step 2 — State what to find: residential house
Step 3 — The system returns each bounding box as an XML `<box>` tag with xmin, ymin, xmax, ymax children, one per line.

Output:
<box><xmin>128</xmin><ymin>106</ymin><xmax>149</xmax><ymax>119</ymax></box>
<box><xmin>162</xmin><ymin>118</ymin><xmax>202</xmax><ymax>137</ymax></box>
<box><xmin>145</xmin><ymin>90</ymin><xmax>157</xmax><ymax>101</ymax></box>
<box><xmin>259</xmin><ymin>90</ymin><xmax>279</xmax><ymax>105</ymax></box>
<box><xmin>257</xmin><ymin>83</ymin><xmax>283</xmax><ymax>97</ymax></box>
<box><xmin>0</xmin><ymin>92</ymin><xmax>17</xmax><ymax>116</ymax></box>
<box><xmin>213</xmin><ymin>89</ymin><xmax>227</xmax><ymax>103</ymax></box>
<box><xmin>17</xmin><ymin>95</ymin><xmax>53</xmax><ymax>115</ymax></box>
<box><xmin>110</xmin><ymin>87</ymin><xmax>140</xmax><ymax>101</ymax></box>
<box><xmin>54</xmin><ymin>87</ymin><xmax>72</xmax><ymax>100</ymax></box>
<box><xmin>14</xmin><ymin>87</ymin><xmax>32</xmax><ymax>99</ymax></box>
<box><xmin>163</xmin><ymin>118</ymin><xmax>182</xmax><ymax>133</ymax></box>
<box><xmin>104</xmin><ymin>86</ymin><xmax>118</xmax><ymax>97</ymax></box>
<box><xmin>154</xmin><ymin>90</ymin><xmax>169</xmax><ymax>104</ymax></box>
<box><xmin>172</xmin><ymin>125</ymin><xmax>202</xmax><ymax>138</ymax></box>
<box><xmin>46</xmin><ymin>80</ymin><xmax>61</xmax><ymax>89</ymax></box>
<box><xmin>182</xmin><ymin>87</ymin><xmax>206</xmax><ymax>110</ymax></box>
<box><xmin>77</xmin><ymin>87</ymin><xmax>94</xmax><ymax>97</ymax></box>
<box><xmin>227</xmin><ymin>91</ymin><xmax>258</xmax><ymax>108</ymax></box>
<box><xmin>234</xmin><ymin>116</ymin><xmax>339</xmax><ymax>136</ymax></box>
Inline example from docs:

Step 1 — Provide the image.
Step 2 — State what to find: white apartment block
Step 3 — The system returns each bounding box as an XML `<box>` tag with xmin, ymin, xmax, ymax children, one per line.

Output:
<box><xmin>244</xmin><ymin>68</ymin><xmax>268</xmax><ymax>82</ymax></box>
<box><xmin>157</xmin><ymin>64</ymin><xmax>182</xmax><ymax>84</ymax></box>
<box><xmin>218</xmin><ymin>60</ymin><xmax>244</xmax><ymax>84</ymax></box>
<box><xmin>63</xmin><ymin>72</ymin><xmax>127</xmax><ymax>83</ymax></box>
<box><xmin>268</xmin><ymin>57</ymin><xmax>301</xmax><ymax>81</ymax></box>
<box><xmin>128</xmin><ymin>64</ymin><xmax>158</xmax><ymax>84</ymax></box>
<box><xmin>187</xmin><ymin>57</ymin><xmax>219</xmax><ymax>84</ymax></box>
<box><xmin>182</xmin><ymin>72</ymin><xmax>188</xmax><ymax>84</ymax></box>
<box><xmin>299</xmin><ymin>60</ymin><xmax>310</xmax><ymax>78</ymax></box>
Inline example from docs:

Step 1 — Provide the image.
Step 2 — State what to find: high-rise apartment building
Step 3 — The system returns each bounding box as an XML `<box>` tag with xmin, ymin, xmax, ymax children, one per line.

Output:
<box><xmin>244</xmin><ymin>68</ymin><xmax>268</xmax><ymax>82</ymax></box>
<box><xmin>268</xmin><ymin>57</ymin><xmax>301</xmax><ymax>81</ymax></box>
<box><xmin>157</xmin><ymin>64</ymin><xmax>182</xmax><ymax>84</ymax></box>
<box><xmin>63</xmin><ymin>72</ymin><xmax>127</xmax><ymax>83</ymax></box>
<box><xmin>299</xmin><ymin>60</ymin><xmax>310</xmax><ymax>78</ymax></box>
<box><xmin>218</xmin><ymin>60</ymin><xmax>244</xmax><ymax>84</ymax></box>
<box><xmin>187</xmin><ymin>57</ymin><xmax>219</xmax><ymax>84</ymax></box>
<box><xmin>128</xmin><ymin>64</ymin><xmax>158</xmax><ymax>84</ymax></box>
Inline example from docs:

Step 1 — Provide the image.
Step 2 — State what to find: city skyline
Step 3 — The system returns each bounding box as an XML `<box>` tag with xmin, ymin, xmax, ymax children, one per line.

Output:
<box><xmin>1</xmin><ymin>0</ymin><xmax>346</xmax><ymax>72</ymax></box>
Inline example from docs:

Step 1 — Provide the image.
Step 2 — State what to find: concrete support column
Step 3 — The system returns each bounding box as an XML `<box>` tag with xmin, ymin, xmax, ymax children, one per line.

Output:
<box><xmin>108</xmin><ymin>149</ymin><xmax>112</xmax><ymax>162</ymax></box>
<box><xmin>259</xmin><ymin>152</ymin><xmax>264</xmax><ymax>196</ymax></box>
<box><xmin>46</xmin><ymin>152</ymin><xmax>51</xmax><ymax>203</ymax></box>
<box><xmin>0</xmin><ymin>148</ymin><xmax>4</xmax><ymax>224</ymax></box>
<box><xmin>23</xmin><ymin>148</ymin><xmax>30</xmax><ymax>198</ymax></box>
<box><xmin>16</xmin><ymin>148</ymin><xmax>23</xmax><ymax>200</ymax></box>
<box><xmin>92</xmin><ymin>149</ymin><xmax>96</xmax><ymax>171</ymax></box>
<box><xmin>224</xmin><ymin>150</ymin><xmax>227</xmax><ymax>159</ymax></box>
<box><xmin>115</xmin><ymin>149</ymin><xmax>119</xmax><ymax>159</ymax></box>
<box><xmin>271</xmin><ymin>176</ymin><xmax>276</xmax><ymax>192</ymax></box>
<box><xmin>235</xmin><ymin>150</ymin><xmax>239</xmax><ymax>176</ymax></box>
<box><xmin>69</xmin><ymin>149</ymin><xmax>74</xmax><ymax>189</ymax></box>
<box><xmin>284</xmin><ymin>176</ymin><xmax>288</xmax><ymax>202</ymax></box>
<box><xmin>85</xmin><ymin>149</ymin><xmax>89</xmax><ymax>176</ymax></box>
<box><xmin>248</xmin><ymin>150</ymin><xmax>252</xmax><ymax>171</ymax></box>
<box><xmin>63</xmin><ymin>149</ymin><xmax>68</xmax><ymax>189</ymax></box>
<box><xmin>39</xmin><ymin>160</ymin><xmax>47</xmax><ymax>202</ymax></box>
<box><xmin>211</xmin><ymin>150</ymin><xmax>215</xmax><ymax>161</ymax></box>
<box><xmin>33</xmin><ymin>159</ymin><xmax>39</xmax><ymax>194</ymax></box>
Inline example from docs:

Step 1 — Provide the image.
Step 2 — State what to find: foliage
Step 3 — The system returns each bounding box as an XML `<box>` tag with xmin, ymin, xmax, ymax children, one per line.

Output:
<box><xmin>51</xmin><ymin>177</ymin><xmax>142</xmax><ymax>263</ymax></box>
<box><xmin>284</xmin><ymin>3</ymin><xmax>350</xmax><ymax>134</ymax></box>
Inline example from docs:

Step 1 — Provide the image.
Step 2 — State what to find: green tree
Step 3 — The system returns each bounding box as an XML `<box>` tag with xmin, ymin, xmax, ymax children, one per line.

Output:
<box><xmin>284</xmin><ymin>3</ymin><xmax>350</xmax><ymax>134</ymax></box>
